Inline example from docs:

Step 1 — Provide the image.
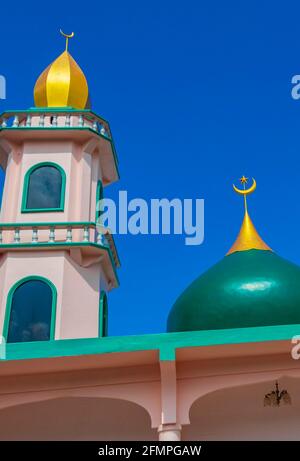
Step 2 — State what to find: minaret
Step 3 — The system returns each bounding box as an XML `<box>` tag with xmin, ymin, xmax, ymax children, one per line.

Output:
<box><xmin>0</xmin><ymin>31</ymin><xmax>120</xmax><ymax>343</ymax></box>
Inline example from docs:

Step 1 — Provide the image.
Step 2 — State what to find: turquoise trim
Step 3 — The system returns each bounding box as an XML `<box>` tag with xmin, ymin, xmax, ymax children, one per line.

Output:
<box><xmin>2</xmin><ymin>323</ymin><xmax>300</xmax><ymax>362</ymax></box>
<box><xmin>21</xmin><ymin>162</ymin><xmax>66</xmax><ymax>213</ymax></box>
<box><xmin>99</xmin><ymin>292</ymin><xmax>108</xmax><ymax>337</ymax></box>
<box><xmin>2</xmin><ymin>275</ymin><xmax>57</xmax><ymax>342</ymax></box>
<box><xmin>2</xmin><ymin>108</ymin><xmax>111</xmax><ymax>125</ymax></box>
<box><xmin>0</xmin><ymin>221</ymin><xmax>94</xmax><ymax>228</ymax></box>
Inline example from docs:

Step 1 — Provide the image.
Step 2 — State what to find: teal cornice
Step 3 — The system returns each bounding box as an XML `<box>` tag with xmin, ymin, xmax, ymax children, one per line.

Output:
<box><xmin>1</xmin><ymin>108</ymin><xmax>111</xmax><ymax>125</ymax></box>
<box><xmin>0</xmin><ymin>221</ymin><xmax>94</xmax><ymax>228</ymax></box>
<box><xmin>2</xmin><ymin>323</ymin><xmax>300</xmax><ymax>362</ymax></box>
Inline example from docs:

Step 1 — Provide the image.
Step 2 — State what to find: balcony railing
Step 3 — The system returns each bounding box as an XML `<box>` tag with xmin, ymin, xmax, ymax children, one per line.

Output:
<box><xmin>0</xmin><ymin>221</ymin><xmax>120</xmax><ymax>267</ymax></box>
<box><xmin>0</xmin><ymin>109</ymin><xmax>112</xmax><ymax>139</ymax></box>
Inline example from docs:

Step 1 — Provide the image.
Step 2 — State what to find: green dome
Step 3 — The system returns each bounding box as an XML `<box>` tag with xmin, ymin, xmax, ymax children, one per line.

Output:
<box><xmin>167</xmin><ymin>250</ymin><xmax>300</xmax><ymax>332</ymax></box>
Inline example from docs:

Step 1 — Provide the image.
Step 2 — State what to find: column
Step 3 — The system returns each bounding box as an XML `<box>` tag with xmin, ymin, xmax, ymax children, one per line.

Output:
<box><xmin>158</xmin><ymin>423</ymin><xmax>182</xmax><ymax>441</ymax></box>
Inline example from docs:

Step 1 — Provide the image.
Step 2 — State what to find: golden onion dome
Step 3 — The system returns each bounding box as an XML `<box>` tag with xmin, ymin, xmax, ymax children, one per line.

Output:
<box><xmin>34</xmin><ymin>31</ymin><xmax>90</xmax><ymax>109</ymax></box>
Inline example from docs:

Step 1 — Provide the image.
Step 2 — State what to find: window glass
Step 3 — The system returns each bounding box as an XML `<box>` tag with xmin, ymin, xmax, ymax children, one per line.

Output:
<box><xmin>7</xmin><ymin>279</ymin><xmax>54</xmax><ymax>343</ymax></box>
<box><xmin>26</xmin><ymin>165</ymin><xmax>63</xmax><ymax>209</ymax></box>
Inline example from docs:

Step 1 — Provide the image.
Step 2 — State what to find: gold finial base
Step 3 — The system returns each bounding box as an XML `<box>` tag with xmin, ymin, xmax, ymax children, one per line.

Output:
<box><xmin>227</xmin><ymin>210</ymin><xmax>272</xmax><ymax>255</ymax></box>
<box><xmin>227</xmin><ymin>176</ymin><xmax>272</xmax><ymax>255</ymax></box>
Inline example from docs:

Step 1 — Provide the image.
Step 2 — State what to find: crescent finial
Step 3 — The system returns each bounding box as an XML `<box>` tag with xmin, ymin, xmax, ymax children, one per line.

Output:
<box><xmin>232</xmin><ymin>176</ymin><xmax>257</xmax><ymax>213</ymax></box>
<box><xmin>233</xmin><ymin>177</ymin><xmax>257</xmax><ymax>196</ymax></box>
<box><xmin>60</xmin><ymin>29</ymin><xmax>75</xmax><ymax>51</ymax></box>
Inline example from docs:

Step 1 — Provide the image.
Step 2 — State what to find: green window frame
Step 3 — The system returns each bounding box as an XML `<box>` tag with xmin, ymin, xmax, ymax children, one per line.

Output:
<box><xmin>95</xmin><ymin>179</ymin><xmax>103</xmax><ymax>222</ymax></box>
<box><xmin>3</xmin><ymin>275</ymin><xmax>57</xmax><ymax>343</ymax></box>
<box><xmin>99</xmin><ymin>291</ymin><xmax>108</xmax><ymax>337</ymax></box>
<box><xmin>21</xmin><ymin>162</ymin><xmax>66</xmax><ymax>213</ymax></box>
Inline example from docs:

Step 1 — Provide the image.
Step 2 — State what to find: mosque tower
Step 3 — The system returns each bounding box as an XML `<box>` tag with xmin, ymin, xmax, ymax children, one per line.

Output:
<box><xmin>0</xmin><ymin>31</ymin><xmax>120</xmax><ymax>342</ymax></box>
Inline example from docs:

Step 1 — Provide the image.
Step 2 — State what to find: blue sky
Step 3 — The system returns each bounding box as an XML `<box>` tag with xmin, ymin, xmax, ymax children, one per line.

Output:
<box><xmin>1</xmin><ymin>1</ymin><xmax>300</xmax><ymax>336</ymax></box>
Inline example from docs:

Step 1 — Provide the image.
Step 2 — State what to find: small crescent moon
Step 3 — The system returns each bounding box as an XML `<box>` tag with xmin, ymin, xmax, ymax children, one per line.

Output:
<box><xmin>60</xmin><ymin>29</ymin><xmax>75</xmax><ymax>39</ymax></box>
<box><xmin>233</xmin><ymin>178</ymin><xmax>257</xmax><ymax>195</ymax></box>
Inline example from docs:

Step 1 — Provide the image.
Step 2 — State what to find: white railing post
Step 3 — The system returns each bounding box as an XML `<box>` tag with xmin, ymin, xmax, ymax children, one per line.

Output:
<box><xmin>39</xmin><ymin>114</ymin><xmax>45</xmax><ymax>127</ymax></box>
<box><xmin>32</xmin><ymin>227</ymin><xmax>38</xmax><ymax>243</ymax></box>
<box><xmin>65</xmin><ymin>114</ymin><xmax>71</xmax><ymax>127</ymax></box>
<box><xmin>14</xmin><ymin>228</ymin><xmax>20</xmax><ymax>243</ymax></box>
<box><xmin>83</xmin><ymin>226</ymin><xmax>90</xmax><ymax>242</ymax></box>
<box><xmin>78</xmin><ymin>114</ymin><xmax>84</xmax><ymax>127</ymax></box>
<box><xmin>48</xmin><ymin>226</ymin><xmax>55</xmax><ymax>243</ymax></box>
<box><xmin>26</xmin><ymin>114</ymin><xmax>32</xmax><ymax>127</ymax></box>
<box><xmin>66</xmin><ymin>227</ymin><xmax>73</xmax><ymax>242</ymax></box>
<box><xmin>0</xmin><ymin>229</ymin><xmax>3</xmax><ymax>244</ymax></box>
<box><xmin>52</xmin><ymin>115</ymin><xmax>58</xmax><ymax>127</ymax></box>
<box><xmin>12</xmin><ymin>116</ymin><xmax>19</xmax><ymax>128</ymax></box>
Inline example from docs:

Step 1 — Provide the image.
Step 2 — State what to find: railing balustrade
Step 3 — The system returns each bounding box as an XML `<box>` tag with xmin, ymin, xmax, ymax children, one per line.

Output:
<box><xmin>0</xmin><ymin>222</ymin><xmax>104</xmax><ymax>246</ymax></box>
<box><xmin>0</xmin><ymin>221</ymin><xmax>120</xmax><ymax>268</ymax></box>
<box><xmin>0</xmin><ymin>110</ymin><xmax>111</xmax><ymax>139</ymax></box>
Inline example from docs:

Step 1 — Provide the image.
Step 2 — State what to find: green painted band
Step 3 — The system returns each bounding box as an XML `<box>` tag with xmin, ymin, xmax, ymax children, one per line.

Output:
<box><xmin>0</xmin><ymin>221</ymin><xmax>96</xmax><ymax>229</ymax></box>
<box><xmin>3</xmin><ymin>323</ymin><xmax>300</xmax><ymax>362</ymax></box>
<box><xmin>1</xmin><ymin>108</ymin><xmax>111</xmax><ymax>125</ymax></box>
<box><xmin>0</xmin><ymin>126</ymin><xmax>110</xmax><ymax>139</ymax></box>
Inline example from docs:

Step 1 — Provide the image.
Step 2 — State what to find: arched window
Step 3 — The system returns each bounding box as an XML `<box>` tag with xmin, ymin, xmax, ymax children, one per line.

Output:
<box><xmin>4</xmin><ymin>277</ymin><xmax>57</xmax><ymax>343</ymax></box>
<box><xmin>22</xmin><ymin>162</ymin><xmax>66</xmax><ymax>212</ymax></box>
<box><xmin>99</xmin><ymin>292</ymin><xmax>108</xmax><ymax>337</ymax></box>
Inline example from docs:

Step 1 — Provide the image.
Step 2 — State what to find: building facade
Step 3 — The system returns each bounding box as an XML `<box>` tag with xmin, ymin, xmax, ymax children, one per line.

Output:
<box><xmin>0</xmin><ymin>36</ymin><xmax>300</xmax><ymax>441</ymax></box>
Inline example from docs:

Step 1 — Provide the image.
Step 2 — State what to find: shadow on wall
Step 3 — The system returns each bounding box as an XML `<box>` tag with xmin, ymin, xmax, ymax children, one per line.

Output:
<box><xmin>183</xmin><ymin>377</ymin><xmax>300</xmax><ymax>441</ymax></box>
<box><xmin>0</xmin><ymin>396</ymin><xmax>157</xmax><ymax>441</ymax></box>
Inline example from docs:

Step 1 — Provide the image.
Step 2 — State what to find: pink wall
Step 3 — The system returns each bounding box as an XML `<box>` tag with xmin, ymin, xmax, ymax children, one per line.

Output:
<box><xmin>0</xmin><ymin>250</ymin><xmax>106</xmax><ymax>340</ymax></box>
<box><xmin>0</xmin><ymin>139</ymin><xmax>102</xmax><ymax>224</ymax></box>
<box><xmin>0</xmin><ymin>341</ymin><xmax>298</xmax><ymax>440</ymax></box>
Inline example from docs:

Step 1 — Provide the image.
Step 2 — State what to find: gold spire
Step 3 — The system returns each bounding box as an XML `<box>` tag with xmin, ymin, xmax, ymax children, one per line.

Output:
<box><xmin>227</xmin><ymin>176</ymin><xmax>272</xmax><ymax>255</ymax></box>
<box><xmin>34</xmin><ymin>30</ymin><xmax>90</xmax><ymax>109</ymax></box>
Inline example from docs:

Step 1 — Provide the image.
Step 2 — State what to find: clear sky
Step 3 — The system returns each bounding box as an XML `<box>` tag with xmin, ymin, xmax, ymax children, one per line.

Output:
<box><xmin>1</xmin><ymin>1</ymin><xmax>300</xmax><ymax>336</ymax></box>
